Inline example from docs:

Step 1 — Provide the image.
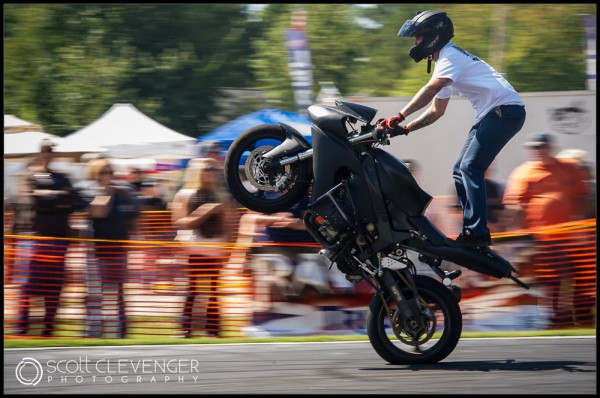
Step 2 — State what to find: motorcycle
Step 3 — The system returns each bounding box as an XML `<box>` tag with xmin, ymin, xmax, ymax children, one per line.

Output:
<box><xmin>224</xmin><ymin>100</ymin><xmax>529</xmax><ymax>364</ymax></box>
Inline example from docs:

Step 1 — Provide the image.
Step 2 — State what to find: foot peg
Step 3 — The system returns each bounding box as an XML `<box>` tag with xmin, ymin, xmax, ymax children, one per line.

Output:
<box><xmin>444</xmin><ymin>269</ymin><xmax>462</xmax><ymax>280</ymax></box>
<box><xmin>319</xmin><ymin>248</ymin><xmax>334</xmax><ymax>260</ymax></box>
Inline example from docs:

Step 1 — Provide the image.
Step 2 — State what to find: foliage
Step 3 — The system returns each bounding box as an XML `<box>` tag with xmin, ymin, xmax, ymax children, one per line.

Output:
<box><xmin>503</xmin><ymin>4</ymin><xmax>593</xmax><ymax>92</ymax></box>
<box><xmin>3</xmin><ymin>4</ymin><xmax>596</xmax><ymax>138</ymax></box>
<box><xmin>4</xmin><ymin>4</ymin><xmax>256</xmax><ymax>137</ymax></box>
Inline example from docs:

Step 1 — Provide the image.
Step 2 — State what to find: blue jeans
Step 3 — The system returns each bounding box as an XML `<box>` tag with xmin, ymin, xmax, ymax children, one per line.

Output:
<box><xmin>452</xmin><ymin>104</ymin><xmax>526</xmax><ymax>236</ymax></box>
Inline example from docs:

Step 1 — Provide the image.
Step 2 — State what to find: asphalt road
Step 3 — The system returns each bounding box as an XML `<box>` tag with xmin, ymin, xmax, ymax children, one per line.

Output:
<box><xmin>4</xmin><ymin>337</ymin><xmax>596</xmax><ymax>395</ymax></box>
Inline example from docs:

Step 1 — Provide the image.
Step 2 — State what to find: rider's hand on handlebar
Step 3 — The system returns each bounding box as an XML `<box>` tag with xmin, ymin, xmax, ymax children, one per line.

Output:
<box><xmin>379</xmin><ymin>114</ymin><xmax>405</xmax><ymax>131</ymax></box>
<box><xmin>375</xmin><ymin>114</ymin><xmax>409</xmax><ymax>140</ymax></box>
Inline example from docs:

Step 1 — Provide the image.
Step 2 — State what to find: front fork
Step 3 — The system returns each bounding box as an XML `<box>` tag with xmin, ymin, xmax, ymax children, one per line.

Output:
<box><xmin>378</xmin><ymin>268</ymin><xmax>432</xmax><ymax>339</ymax></box>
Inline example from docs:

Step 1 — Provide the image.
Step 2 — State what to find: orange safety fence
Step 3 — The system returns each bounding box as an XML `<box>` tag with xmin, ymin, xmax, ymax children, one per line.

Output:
<box><xmin>3</xmin><ymin>209</ymin><xmax>596</xmax><ymax>339</ymax></box>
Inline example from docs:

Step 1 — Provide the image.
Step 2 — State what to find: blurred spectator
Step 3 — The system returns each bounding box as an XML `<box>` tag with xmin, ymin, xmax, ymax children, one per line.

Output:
<box><xmin>502</xmin><ymin>132</ymin><xmax>591</xmax><ymax>327</ymax></box>
<box><xmin>127</xmin><ymin>167</ymin><xmax>167</xmax><ymax>211</ymax></box>
<box><xmin>199</xmin><ymin>141</ymin><xmax>225</xmax><ymax>164</ymax></box>
<box><xmin>127</xmin><ymin>167</ymin><xmax>162</xmax><ymax>205</ymax></box>
<box><xmin>127</xmin><ymin>167</ymin><xmax>147</xmax><ymax>192</ymax></box>
<box><xmin>6</xmin><ymin>158</ymin><xmax>41</xmax><ymax>286</ymax></box>
<box><xmin>10</xmin><ymin>158</ymin><xmax>43</xmax><ymax>236</ymax></box>
<box><xmin>128</xmin><ymin>167</ymin><xmax>144</xmax><ymax>191</ymax></box>
<box><xmin>253</xmin><ymin>191</ymin><xmax>315</xmax><ymax>259</ymax></box>
<box><xmin>3</xmin><ymin>194</ymin><xmax>12</xmax><ymax>232</ymax></box>
<box><xmin>502</xmin><ymin>133</ymin><xmax>590</xmax><ymax>229</ymax></box>
<box><xmin>14</xmin><ymin>139</ymin><xmax>80</xmax><ymax>336</ymax></box>
<box><xmin>199</xmin><ymin>141</ymin><xmax>240</xmax><ymax>202</ymax></box>
<box><xmin>199</xmin><ymin>142</ymin><xmax>227</xmax><ymax>190</ymax></box>
<box><xmin>199</xmin><ymin>140</ymin><xmax>243</xmax><ymax>228</ymax></box>
<box><xmin>140</xmin><ymin>180</ymin><xmax>168</xmax><ymax>210</ymax></box>
<box><xmin>262</xmin><ymin>192</ymin><xmax>314</xmax><ymax>244</ymax></box>
<box><xmin>555</xmin><ymin>148</ymin><xmax>596</xmax><ymax>327</ymax></box>
<box><xmin>247</xmin><ymin>190</ymin><xmax>323</xmax><ymax>308</ymax></box>
<box><xmin>555</xmin><ymin>149</ymin><xmax>596</xmax><ymax>219</ymax></box>
<box><xmin>125</xmin><ymin>167</ymin><xmax>169</xmax><ymax>287</ymax></box>
<box><xmin>171</xmin><ymin>157</ymin><xmax>229</xmax><ymax>337</ymax></box>
<box><xmin>76</xmin><ymin>158</ymin><xmax>139</xmax><ymax>338</ymax></box>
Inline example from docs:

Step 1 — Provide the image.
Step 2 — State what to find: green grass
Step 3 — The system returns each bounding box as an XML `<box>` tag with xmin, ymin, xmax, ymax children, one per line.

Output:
<box><xmin>5</xmin><ymin>328</ymin><xmax>596</xmax><ymax>349</ymax></box>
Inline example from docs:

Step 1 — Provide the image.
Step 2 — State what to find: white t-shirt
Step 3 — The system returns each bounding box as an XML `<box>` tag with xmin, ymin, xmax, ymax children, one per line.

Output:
<box><xmin>433</xmin><ymin>42</ymin><xmax>524</xmax><ymax>123</ymax></box>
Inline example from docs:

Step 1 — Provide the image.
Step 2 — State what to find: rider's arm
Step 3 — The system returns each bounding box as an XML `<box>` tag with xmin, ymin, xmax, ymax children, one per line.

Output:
<box><xmin>400</xmin><ymin>77</ymin><xmax>451</xmax><ymax>133</ymax></box>
<box><xmin>400</xmin><ymin>77</ymin><xmax>451</xmax><ymax>117</ymax></box>
<box><xmin>405</xmin><ymin>96</ymin><xmax>449</xmax><ymax>133</ymax></box>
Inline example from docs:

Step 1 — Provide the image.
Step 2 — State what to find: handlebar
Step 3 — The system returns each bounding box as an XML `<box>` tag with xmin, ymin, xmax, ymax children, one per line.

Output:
<box><xmin>349</xmin><ymin>124</ymin><xmax>390</xmax><ymax>145</ymax></box>
<box><xmin>276</xmin><ymin>124</ymin><xmax>390</xmax><ymax>167</ymax></box>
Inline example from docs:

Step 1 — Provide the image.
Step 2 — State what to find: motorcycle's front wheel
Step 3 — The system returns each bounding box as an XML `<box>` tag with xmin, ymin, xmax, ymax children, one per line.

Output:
<box><xmin>366</xmin><ymin>275</ymin><xmax>462</xmax><ymax>365</ymax></box>
<box><xmin>224</xmin><ymin>124</ymin><xmax>311</xmax><ymax>214</ymax></box>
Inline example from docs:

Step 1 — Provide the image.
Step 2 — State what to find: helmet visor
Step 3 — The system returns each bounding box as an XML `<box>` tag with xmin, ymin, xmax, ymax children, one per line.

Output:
<box><xmin>398</xmin><ymin>19</ymin><xmax>420</xmax><ymax>37</ymax></box>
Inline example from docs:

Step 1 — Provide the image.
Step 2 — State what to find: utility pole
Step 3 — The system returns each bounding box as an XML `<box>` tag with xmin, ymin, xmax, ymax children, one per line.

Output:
<box><xmin>489</xmin><ymin>4</ymin><xmax>508</xmax><ymax>74</ymax></box>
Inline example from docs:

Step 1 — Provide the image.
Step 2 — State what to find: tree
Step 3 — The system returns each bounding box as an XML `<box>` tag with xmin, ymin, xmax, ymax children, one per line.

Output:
<box><xmin>4</xmin><ymin>4</ymin><xmax>258</xmax><ymax>137</ymax></box>
<box><xmin>4</xmin><ymin>5</ymin><xmax>132</xmax><ymax>136</ymax></box>
<box><xmin>4</xmin><ymin>4</ymin><xmax>596</xmax><ymax>139</ymax></box>
<box><xmin>503</xmin><ymin>4</ymin><xmax>591</xmax><ymax>92</ymax></box>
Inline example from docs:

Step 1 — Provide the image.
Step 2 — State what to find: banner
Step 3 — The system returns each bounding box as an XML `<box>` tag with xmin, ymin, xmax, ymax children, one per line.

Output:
<box><xmin>582</xmin><ymin>14</ymin><xmax>596</xmax><ymax>91</ymax></box>
<box><xmin>285</xmin><ymin>11</ymin><xmax>314</xmax><ymax>115</ymax></box>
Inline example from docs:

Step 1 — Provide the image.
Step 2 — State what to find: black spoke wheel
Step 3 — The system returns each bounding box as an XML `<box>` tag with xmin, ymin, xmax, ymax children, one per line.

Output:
<box><xmin>366</xmin><ymin>275</ymin><xmax>462</xmax><ymax>364</ymax></box>
<box><xmin>224</xmin><ymin>124</ymin><xmax>311</xmax><ymax>214</ymax></box>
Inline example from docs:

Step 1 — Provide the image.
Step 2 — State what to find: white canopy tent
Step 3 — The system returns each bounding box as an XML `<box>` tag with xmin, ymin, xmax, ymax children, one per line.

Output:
<box><xmin>4</xmin><ymin>114</ymin><xmax>42</xmax><ymax>133</ymax></box>
<box><xmin>4</xmin><ymin>113</ymin><xmax>108</xmax><ymax>157</ymax></box>
<box><xmin>4</xmin><ymin>131</ymin><xmax>63</xmax><ymax>156</ymax></box>
<box><xmin>60</xmin><ymin>103</ymin><xmax>197</xmax><ymax>158</ymax></box>
<box><xmin>4</xmin><ymin>114</ymin><xmax>108</xmax><ymax>200</ymax></box>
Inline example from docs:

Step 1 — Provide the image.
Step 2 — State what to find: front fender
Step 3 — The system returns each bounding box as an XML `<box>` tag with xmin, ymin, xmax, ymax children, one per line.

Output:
<box><xmin>263</xmin><ymin>122</ymin><xmax>311</xmax><ymax>159</ymax></box>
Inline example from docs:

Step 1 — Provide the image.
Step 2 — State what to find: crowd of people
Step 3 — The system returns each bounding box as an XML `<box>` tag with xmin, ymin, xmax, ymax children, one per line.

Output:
<box><xmin>3</xmin><ymin>130</ymin><xmax>596</xmax><ymax>338</ymax></box>
<box><xmin>502</xmin><ymin>132</ymin><xmax>594</xmax><ymax>327</ymax></box>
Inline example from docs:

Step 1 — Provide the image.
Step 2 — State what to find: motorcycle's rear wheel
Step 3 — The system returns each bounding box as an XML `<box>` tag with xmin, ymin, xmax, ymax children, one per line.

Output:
<box><xmin>224</xmin><ymin>124</ymin><xmax>311</xmax><ymax>214</ymax></box>
<box><xmin>366</xmin><ymin>275</ymin><xmax>462</xmax><ymax>364</ymax></box>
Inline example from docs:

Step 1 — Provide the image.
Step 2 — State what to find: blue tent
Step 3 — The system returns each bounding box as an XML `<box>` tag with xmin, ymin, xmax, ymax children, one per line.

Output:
<box><xmin>198</xmin><ymin>109</ymin><xmax>313</xmax><ymax>148</ymax></box>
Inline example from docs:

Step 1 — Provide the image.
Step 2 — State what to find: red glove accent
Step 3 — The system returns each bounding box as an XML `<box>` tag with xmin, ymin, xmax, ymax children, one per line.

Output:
<box><xmin>379</xmin><ymin>113</ymin><xmax>406</xmax><ymax>130</ymax></box>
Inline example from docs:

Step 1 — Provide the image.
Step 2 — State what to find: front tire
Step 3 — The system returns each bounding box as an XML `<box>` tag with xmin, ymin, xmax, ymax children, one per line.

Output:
<box><xmin>366</xmin><ymin>275</ymin><xmax>462</xmax><ymax>364</ymax></box>
<box><xmin>224</xmin><ymin>124</ymin><xmax>311</xmax><ymax>214</ymax></box>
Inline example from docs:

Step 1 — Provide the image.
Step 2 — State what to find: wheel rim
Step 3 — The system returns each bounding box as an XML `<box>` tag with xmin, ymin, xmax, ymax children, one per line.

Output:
<box><xmin>224</xmin><ymin>126</ymin><xmax>311</xmax><ymax>213</ymax></box>
<box><xmin>380</xmin><ymin>289</ymin><xmax>449</xmax><ymax>355</ymax></box>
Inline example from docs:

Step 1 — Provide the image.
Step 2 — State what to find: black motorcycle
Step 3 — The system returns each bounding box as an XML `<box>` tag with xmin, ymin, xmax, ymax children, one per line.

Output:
<box><xmin>224</xmin><ymin>100</ymin><xmax>529</xmax><ymax>364</ymax></box>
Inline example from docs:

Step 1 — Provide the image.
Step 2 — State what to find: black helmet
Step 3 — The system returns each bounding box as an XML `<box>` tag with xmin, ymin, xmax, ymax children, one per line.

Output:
<box><xmin>398</xmin><ymin>10</ymin><xmax>454</xmax><ymax>63</ymax></box>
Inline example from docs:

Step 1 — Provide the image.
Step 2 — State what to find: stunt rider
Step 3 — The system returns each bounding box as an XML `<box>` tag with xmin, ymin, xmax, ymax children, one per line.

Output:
<box><xmin>378</xmin><ymin>10</ymin><xmax>526</xmax><ymax>248</ymax></box>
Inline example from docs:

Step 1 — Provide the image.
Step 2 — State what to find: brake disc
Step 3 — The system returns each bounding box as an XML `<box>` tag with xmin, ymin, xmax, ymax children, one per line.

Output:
<box><xmin>391</xmin><ymin>307</ymin><xmax>435</xmax><ymax>346</ymax></box>
<box><xmin>244</xmin><ymin>145</ymin><xmax>276</xmax><ymax>192</ymax></box>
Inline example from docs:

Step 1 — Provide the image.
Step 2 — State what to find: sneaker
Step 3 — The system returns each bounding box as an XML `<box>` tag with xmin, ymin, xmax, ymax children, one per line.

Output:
<box><xmin>453</xmin><ymin>229</ymin><xmax>491</xmax><ymax>248</ymax></box>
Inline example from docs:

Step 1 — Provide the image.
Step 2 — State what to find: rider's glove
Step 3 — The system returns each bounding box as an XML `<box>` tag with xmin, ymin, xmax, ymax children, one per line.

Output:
<box><xmin>378</xmin><ymin>114</ymin><xmax>405</xmax><ymax>131</ymax></box>
<box><xmin>377</xmin><ymin>114</ymin><xmax>409</xmax><ymax>139</ymax></box>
